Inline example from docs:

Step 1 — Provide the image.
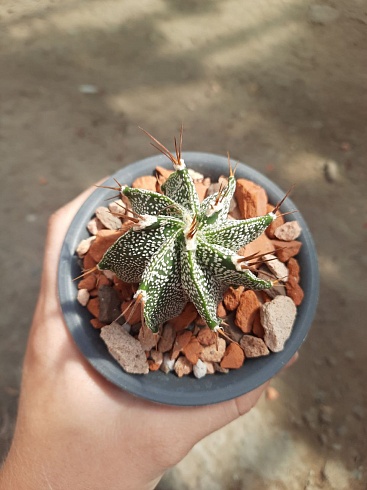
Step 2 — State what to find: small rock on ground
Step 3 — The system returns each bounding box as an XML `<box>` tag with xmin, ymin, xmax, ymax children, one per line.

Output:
<box><xmin>309</xmin><ymin>5</ymin><xmax>340</xmax><ymax>25</ymax></box>
<box><xmin>323</xmin><ymin>159</ymin><xmax>341</xmax><ymax>183</ymax></box>
<box><xmin>322</xmin><ymin>459</ymin><xmax>351</xmax><ymax>490</ymax></box>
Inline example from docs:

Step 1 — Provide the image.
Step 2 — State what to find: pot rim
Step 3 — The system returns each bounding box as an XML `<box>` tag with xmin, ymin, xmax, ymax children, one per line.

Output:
<box><xmin>58</xmin><ymin>152</ymin><xmax>319</xmax><ymax>406</ymax></box>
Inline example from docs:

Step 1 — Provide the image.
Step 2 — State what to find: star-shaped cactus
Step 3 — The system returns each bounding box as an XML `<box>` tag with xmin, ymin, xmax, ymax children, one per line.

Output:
<box><xmin>98</xmin><ymin>130</ymin><xmax>281</xmax><ymax>333</ymax></box>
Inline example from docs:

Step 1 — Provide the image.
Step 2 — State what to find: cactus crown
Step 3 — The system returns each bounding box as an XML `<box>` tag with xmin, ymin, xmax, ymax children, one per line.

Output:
<box><xmin>98</xmin><ymin>130</ymin><xmax>277</xmax><ymax>333</ymax></box>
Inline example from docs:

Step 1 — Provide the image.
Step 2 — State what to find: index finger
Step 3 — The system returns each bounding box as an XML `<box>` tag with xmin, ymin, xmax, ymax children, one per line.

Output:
<box><xmin>43</xmin><ymin>179</ymin><xmax>107</xmax><ymax>292</ymax></box>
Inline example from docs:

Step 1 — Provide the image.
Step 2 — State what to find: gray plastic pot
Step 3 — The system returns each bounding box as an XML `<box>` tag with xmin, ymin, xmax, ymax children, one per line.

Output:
<box><xmin>58</xmin><ymin>152</ymin><xmax>319</xmax><ymax>406</ymax></box>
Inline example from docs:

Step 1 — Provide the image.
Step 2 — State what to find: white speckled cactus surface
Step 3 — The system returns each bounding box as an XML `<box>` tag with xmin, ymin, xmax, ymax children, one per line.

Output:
<box><xmin>98</xmin><ymin>131</ymin><xmax>280</xmax><ymax>333</ymax></box>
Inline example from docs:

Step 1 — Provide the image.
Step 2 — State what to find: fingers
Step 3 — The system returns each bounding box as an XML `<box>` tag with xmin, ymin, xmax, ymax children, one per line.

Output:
<box><xmin>181</xmin><ymin>352</ymin><xmax>300</xmax><ymax>442</ymax></box>
<box><xmin>47</xmin><ymin>179</ymin><xmax>107</xmax><ymax>250</ymax></box>
<box><xmin>169</xmin><ymin>382</ymin><xmax>268</xmax><ymax>449</ymax></box>
<box><xmin>282</xmin><ymin>352</ymin><xmax>299</xmax><ymax>371</ymax></box>
<box><xmin>41</xmin><ymin>178</ymin><xmax>108</xmax><ymax>293</ymax></box>
<box><xmin>232</xmin><ymin>353</ymin><xmax>299</xmax><ymax>418</ymax></box>
<box><xmin>233</xmin><ymin>381</ymin><xmax>269</xmax><ymax>416</ymax></box>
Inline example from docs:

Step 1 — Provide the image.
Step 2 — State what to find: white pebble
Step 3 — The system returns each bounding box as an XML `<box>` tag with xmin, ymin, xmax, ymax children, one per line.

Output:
<box><xmin>188</xmin><ymin>169</ymin><xmax>204</xmax><ymax>181</ymax></box>
<box><xmin>274</xmin><ymin>221</ymin><xmax>302</xmax><ymax>241</ymax></box>
<box><xmin>160</xmin><ymin>353</ymin><xmax>175</xmax><ymax>374</ymax></box>
<box><xmin>193</xmin><ymin>359</ymin><xmax>207</xmax><ymax>379</ymax></box>
<box><xmin>322</xmin><ymin>459</ymin><xmax>350</xmax><ymax>489</ymax></box>
<box><xmin>109</xmin><ymin>199</ymin><xmax>125</xmax><ymax>215</ymax></box>
<box><xmin>76</xmin><ymin>236</ymin><xmax>96</xmax><ymax>257</ymax></box>
<box><xmin>87</xmin><ymin>217</ymin><xmax>103</xmax><ymax>235</ymax></box>
<box><xmin>102</xmin><ymin>269</ymin><xmax>116</xmax><ymax>280</ymax></box>
<box><xmin>78</xmin><ymin>84</ymin><xmax>99</xmax><ymax>94</ymax></box>
<box><xmin>77</xmin><ymin>288</ymin><xmax>90</xmax><ymax>306</ymax></box>
<box><xmin>205</xmin><ymin>361</ymin><xmax>215</xmax><ymax>374</ymax></box>
<box><xmin>264</xmin><ymin>253</ymin><xmax>289</xmax><ymax>281</ymax></box>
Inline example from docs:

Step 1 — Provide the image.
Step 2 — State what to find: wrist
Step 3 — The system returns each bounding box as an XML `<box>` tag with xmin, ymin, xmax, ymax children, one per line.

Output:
<box><xmin>0</xmin><ymin>440</ymin><xmax>162</xmax><ymax>490</ymax></box>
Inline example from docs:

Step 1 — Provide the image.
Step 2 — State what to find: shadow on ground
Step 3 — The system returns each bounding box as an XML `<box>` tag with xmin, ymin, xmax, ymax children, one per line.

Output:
<box><xmin>0</xmin><ymin>0</ymin><xmax>366</xmax><ymax>487</ymax></box>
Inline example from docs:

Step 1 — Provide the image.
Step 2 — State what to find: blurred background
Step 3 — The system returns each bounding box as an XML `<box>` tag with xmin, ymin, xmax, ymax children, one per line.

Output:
<box><xmin>0</xmin><ymin>1</ymin><xmax>366</xmax><ymax>488</ymax></box>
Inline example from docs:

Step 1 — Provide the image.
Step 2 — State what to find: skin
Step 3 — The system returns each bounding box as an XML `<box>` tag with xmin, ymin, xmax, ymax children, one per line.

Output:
<box><xmin>0</xmin><ymin>186</ymin><xmax>298</xmax><ymax>490</ymax></box>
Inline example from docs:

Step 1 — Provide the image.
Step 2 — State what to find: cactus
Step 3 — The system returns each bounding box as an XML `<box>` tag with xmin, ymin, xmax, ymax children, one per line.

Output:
<box><xmin>97</xmin><ymin>131</ymin><xmax>281</xmax><ymax>333</ymax></box>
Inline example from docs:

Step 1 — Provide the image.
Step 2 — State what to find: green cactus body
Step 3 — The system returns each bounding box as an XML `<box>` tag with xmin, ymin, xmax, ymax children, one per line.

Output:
<box><xmin>98</xmin><ymin>146</ymin><xmax>277</xmax><ymax>333</ymax></box>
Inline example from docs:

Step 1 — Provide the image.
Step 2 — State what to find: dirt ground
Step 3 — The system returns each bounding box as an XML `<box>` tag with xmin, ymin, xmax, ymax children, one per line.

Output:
<box><xmin>0</xmin><ymin>1</ymin><xmax>366</xmax><ymax>488</ymax></box>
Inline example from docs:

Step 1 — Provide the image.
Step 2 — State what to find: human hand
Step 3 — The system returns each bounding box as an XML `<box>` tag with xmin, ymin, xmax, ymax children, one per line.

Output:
<box><xmin>0</xmin><ymin>186</ymin><xmax>297</xmax><ymax>490</ymax></box>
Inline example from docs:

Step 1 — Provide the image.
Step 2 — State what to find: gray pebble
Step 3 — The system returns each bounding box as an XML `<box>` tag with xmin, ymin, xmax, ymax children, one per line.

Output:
<box><xmin>98</xmin><ymin>285</ymin><xmax>121</xmax><ymax>324</ymax></box>
<box><xmin>100</xmin><ymin>322</ymin><xmax>149</xmax><ymax>374</ymax></box>
<box><xmin>260</xmin><ymin>296</ymin><xmax>297</xmax><ymax>352</ymax></box>
<box><xmin>96</xmin><ymin>206</ymin><xmax>122</xmax><ymax>230</ymax></box>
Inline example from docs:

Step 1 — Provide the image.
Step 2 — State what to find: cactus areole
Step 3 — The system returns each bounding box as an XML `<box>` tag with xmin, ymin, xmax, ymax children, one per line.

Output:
<box><xmin>97</xmin><ymin>134</ymin><xmax>279</xmax><ymax>333</ymax></box>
